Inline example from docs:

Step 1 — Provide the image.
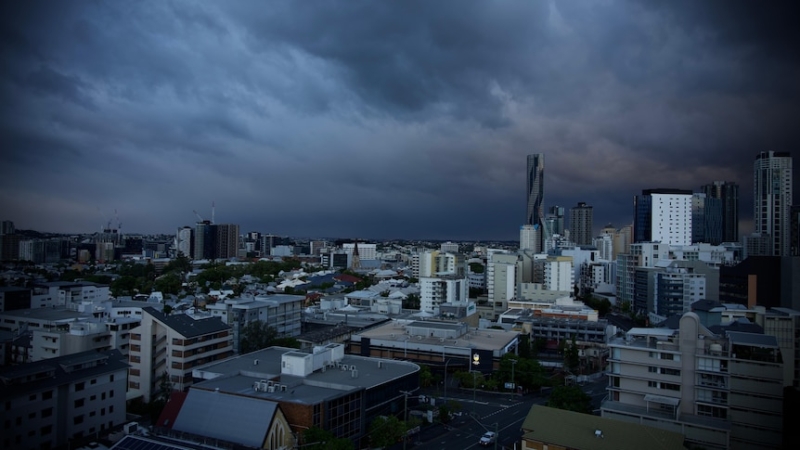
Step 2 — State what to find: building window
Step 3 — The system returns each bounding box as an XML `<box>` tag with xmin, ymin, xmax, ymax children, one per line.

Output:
<box><xmin>75</xmin><ymin>382</ymin><xmax>85</xmax><ymax>392</ymax></box>
<box><xmin>90</xmin><ymin>378</ymin><xmax>96</xmax><ymax>385</ymax></box>
<box><xmin>41</xmin><ymin>408</ymin><xmax>52</xmax><ymax>418</ymax></box>
<box><xmin>42</xmin><ymin>391</ymin><xmax>52</xmax><ymax>400</ymax></box>
<box><xmin>109</xmin><ymin>405</ymin><xmax>114</xmax><ymax>413</ymax></box>
<box><xmin>74</xmin><ymin>399</ymin><xmax>84</xmax><ymax>408</ymax></box>
<box><xmin>29</xmin><ymin>394</ymin><xmax>36</xmax><ymax>401</ymax></box>
<box><xmin>40</xmin><ymin>425</ymin><xmax>52</xmax><ymax>436</ymax></box>
<box><xmin>74</xmin><ymin>415</ymin><xmax>84</xmax><ymax>425</ymax></box>
<box><xmin>110</xmin><ymin>374</ymin><xmax>114</xmax><ymax>382</ymax></box>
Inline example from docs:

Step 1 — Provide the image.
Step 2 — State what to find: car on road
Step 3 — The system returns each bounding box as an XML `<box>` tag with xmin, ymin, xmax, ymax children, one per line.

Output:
<box><xmin>479</xmin><ymin>431</ymin><xmax>496</xmax><ymax>446</ymax></box>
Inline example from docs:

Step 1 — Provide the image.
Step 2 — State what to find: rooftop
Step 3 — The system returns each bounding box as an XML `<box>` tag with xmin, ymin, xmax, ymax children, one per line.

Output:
<box><xmin>523</xmin><ymin>405</ymin><xmax>686</xmax><ymax>450</ymax></box>
<box><xmin>192</xmin><ymin>346</ymin><xmax>418</xmax><ymax>405</ymax></box>
<box><xmin>143</xmin><ymin>307</ymin><xmax>230</xmax><ymax>338</ymax></box>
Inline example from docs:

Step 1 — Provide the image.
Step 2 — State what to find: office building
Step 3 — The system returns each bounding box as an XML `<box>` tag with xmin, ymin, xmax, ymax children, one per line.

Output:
<box><xmin>526</xmin><ymin>154</ymin><xmax>544</xmax><ymax>251</ymax></box>
<box><xmin>692</xmin><ymin>193</ymin><xmax>723</xmax><ymax>244</ymax></box>
<box><xmin>792</xmin><ymin>205</ymin><xmax>800</xmax><ymax>256</ymax></box>
<box><xmin>634</xmin><ymin>189</ymin><xmax>693</xmax><ymax>246</ymax></box>
<box><xmin>191</xmin><ymin>344</ymin><xmax>419</xmax><ymax>445</ymax></box>
<box><xmin>569</xmin><ymin>202</ymin><xmax>594</xmax><ymax>246</ymax></box>
<box><xmin>754</xmin><ymin>151</ymin><xmax>793</xmax><ymax>256</ymax></box>
<box><xmin>546</xmin><ymin>205</ymin><xmax>565</xmax><ymax>236</ymax></box>
<box><xmin>0</xmin><ymin>349</ymin><xmax>128</xmax><ymax>450</ymax></box>
<box><xmin>603</xmin><ymin>312</ymin><xmax>784</xmax><ymax>449</ymax></box>
<box><xmin>701</xmin><ymin>181</ymin><xmax>739</xmax><ymax>243</ymax></box>
<box><xmin>193</xmin><ymin>220</ymin><xmax>213</xmax><ymax>260</ymax></box>
<box><xmin>206</xmin><ymin>294</ymin><xmax>304</xmax><ymax>353</ymax></box>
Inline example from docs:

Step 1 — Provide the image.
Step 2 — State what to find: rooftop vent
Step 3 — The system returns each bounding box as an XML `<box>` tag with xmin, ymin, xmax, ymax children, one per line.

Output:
<box><xmin>595</xmin><ymin>430</ymin><xmax>603</xmax><ymax>438</ymax></box>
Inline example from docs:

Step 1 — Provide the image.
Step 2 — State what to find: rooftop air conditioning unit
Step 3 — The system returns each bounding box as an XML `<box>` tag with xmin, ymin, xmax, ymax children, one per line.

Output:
<box><xmin>267</xmin><ymin>385</ymin><xmax>275</xmax><ymax>393</ymax></box>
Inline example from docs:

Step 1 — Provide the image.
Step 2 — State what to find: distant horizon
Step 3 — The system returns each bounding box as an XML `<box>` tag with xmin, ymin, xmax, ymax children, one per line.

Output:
<box><xmin>2</xmin><ymin>2</ymin><xmax>797</xmax><ymax>242</ymax></box>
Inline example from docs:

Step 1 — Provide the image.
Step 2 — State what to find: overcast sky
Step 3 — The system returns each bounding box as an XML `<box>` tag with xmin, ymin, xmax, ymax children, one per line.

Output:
<box><xmin>2</xmin><ymin>1</ymin><xmax>798</xmax><ymax>240</ymax></box>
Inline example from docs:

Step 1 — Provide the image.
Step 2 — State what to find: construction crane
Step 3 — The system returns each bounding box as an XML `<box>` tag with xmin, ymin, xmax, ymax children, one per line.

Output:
<box><xmin>193</xmin><ymin>210</ymin><xmax>205</xmax><ymax>222</ymax></box>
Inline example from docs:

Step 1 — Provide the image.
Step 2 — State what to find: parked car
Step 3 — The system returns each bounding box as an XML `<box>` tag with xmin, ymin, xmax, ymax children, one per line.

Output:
<box><xmin>479</xmin><ymin>431</ymin><xmax>496</xmax><ymax>446</ymax></box>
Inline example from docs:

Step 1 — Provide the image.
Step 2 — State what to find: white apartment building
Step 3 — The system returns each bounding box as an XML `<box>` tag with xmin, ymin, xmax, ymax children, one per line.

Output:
<box><xmin>519</xmin><ymin>224</ymin><xmax>538</xmax><ymax>252</ymax></box>
<box><xmin>0</xmin><ymin>349</ymin><xmax>128</xmax><ymax>450</ymax></box>
<box><xmin>419</xmin><ymin>275</ymin><xmax>467</xmax><ymax>313</ymax></box>
<box><xmin>207</xmin><ymin>294</ymin><xmax>305</xmax><ymax>353</ymax></box>
<box><xmin>176</xmin><ymin>226</ymin><xmax>193</xmax><ymax>258</ymax></box>
<box><xmin>128</xmin><ymin>307</ymin><xmax>233</xmax><ymax>402</ymax></box>
<box><xmin>670</xmin><ymin>243</ymin><xmax>737</xmax><ymax>265</ymax></box>
<box><xmin>603</xmin><ymin>312</ymin><xmax>784</xmax><ymax>450</ymax></box>
<box><xmin>593</xmin><ymin>233</ymin><xmax>614</xmax><ymax>261</ymax></box>
<box><xmin>487</xmin><ymin>252</ymin><xmax>518</xmax><ymax>317</ymax></box>
<box><xmin>635</xmin><ymin>189</ymin><xmax>693</xmax><ymax>246</ymax></box>
<box><xmin>543</xmin><ymin>256</ymin><xmax>574</xmax><ymax>292</ymax></box>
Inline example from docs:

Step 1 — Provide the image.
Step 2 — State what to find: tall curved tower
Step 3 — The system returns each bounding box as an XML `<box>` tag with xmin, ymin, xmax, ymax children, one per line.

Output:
<box><xmin>526</xmin><ymin>154</ymin><xmax>544</xmax><ymax>227</ymax></box>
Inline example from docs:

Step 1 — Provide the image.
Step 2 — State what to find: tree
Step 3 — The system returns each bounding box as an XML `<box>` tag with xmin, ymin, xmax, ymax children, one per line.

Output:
<box><xmin>403</xmin><ymin>294</ymin><xmax>420</xmax><ymax>310</ymax></box>
<box><xmin>419</xmin><ymin>364</ymin><xmax>439</xmax><ymax>388</ymax></box>
<box><xmin>301</xmin><ymin>426</ymin><xmax>353</xmax><ymax>450</ymax></box>
<box><xmin>468</xmin><ymin>262</ymin><xmax>484</xmax><ymax>274</ymax></box>
<box><xmin>369</xmin><ymin>415</ymin><xmax>406</xmax><ymax>448</ymax></box>
<box><xmin>239</xmin><ymin>321</ymin><xmax>278</xmax><ymax>354</ymax></box>
<box><xmin>564</xmin><ymin>335</ymin><xmax>580</xmax><ymax>373</ymax></box>
<box><xmin>546</xmin><ymin>385</ymin><xmax>592</xmax><ymax>413</ymax></box>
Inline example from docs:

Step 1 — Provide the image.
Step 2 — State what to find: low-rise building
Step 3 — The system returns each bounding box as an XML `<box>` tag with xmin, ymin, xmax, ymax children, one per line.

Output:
<box><xmin>521</xmin><ymin>404</ymin><xmax>686</xmax><ymax>450</ymax></box>
<box><xmin>349</xmin><ymin>319</ymin><xmax>518</xmax><ymax>373</ymax></box>
<box><xmin>191</xmin><ymin>343</ymin><xmax>419</xmax><ymax>446</ymax></box>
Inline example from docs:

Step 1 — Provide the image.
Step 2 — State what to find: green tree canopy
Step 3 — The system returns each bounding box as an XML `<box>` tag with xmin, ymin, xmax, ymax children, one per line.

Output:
<box><xmin>301</xmin><ymin>426</ymin><xmax>353</xmax><ymax>450</ymax></box>
<box><xmin>546</xmin><ymin>385</ymin><xmax>592</xmax><ymax>413</ymax></box>
<box><xmin>369</xmin><ymin>415</ymin><xmax>406</xmax><ymax>448</ymax></box>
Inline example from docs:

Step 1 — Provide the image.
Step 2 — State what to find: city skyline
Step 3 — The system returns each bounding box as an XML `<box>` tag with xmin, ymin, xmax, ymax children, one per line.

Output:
<box><xmin>1</xmin><ymin>1</ymin><xmax>798</xmax><ymax>240</ymax></box>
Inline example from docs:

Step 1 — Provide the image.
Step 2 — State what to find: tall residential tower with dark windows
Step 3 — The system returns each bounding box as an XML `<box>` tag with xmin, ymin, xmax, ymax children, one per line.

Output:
<box><xmin>754</xmin><ymin>152</ymin><xmax>793</xmax><ymax>256</ymax></box>
<box><xmin>569</xmin><ymin>202</ymin><xmax>594</xmax><ymax>246</ymax></box>
<box><xmin>526</xmin><ymin>154</ymin><xmax>545</xmax><ymax>250</ymax></box>
<box><xmin>701</xmin><ymin>181</ymin><xmax>739</xmax><ymax>243</ymax></box>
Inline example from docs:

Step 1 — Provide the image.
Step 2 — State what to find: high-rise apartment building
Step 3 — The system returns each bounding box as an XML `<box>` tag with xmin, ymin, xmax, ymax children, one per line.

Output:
<box><xmin>701</xmin><ymin>181</ymin><xmax>739</xmax><ymax>243</ymax></box>
<box><xmin>634</xmin><ymin>189</ymin><xmax>693</xmax><ymax>246</ymax></box>
<box><xmin>569</xmin><ymin>202</ymin><xmax>594</xmax><ymax>246</ymax></box>
<box><xmin>215</xmin><ymin>224</ymin><xmax>240</xmax><ymax>259</ymax></box>
<box><xmin>176</xmin><ymin>226</ymin><xmax>193</xmax><ymax>258</ymax></box>
<box><xmin>526</xmin><ymin>154</ymin><xmax>544</xmax><ymax>250</ymax></box>
<box><xmin>754</xmin><ymin>151</ymin><xmax>793</xmax><ymax>256</ymax></box>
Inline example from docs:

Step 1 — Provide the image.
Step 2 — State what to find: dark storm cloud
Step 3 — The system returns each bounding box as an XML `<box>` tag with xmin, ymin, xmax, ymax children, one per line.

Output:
<box><xmin>1</xmin><ymin>0</ymin><xmax>798</xmax><ymax>239</ymax></box>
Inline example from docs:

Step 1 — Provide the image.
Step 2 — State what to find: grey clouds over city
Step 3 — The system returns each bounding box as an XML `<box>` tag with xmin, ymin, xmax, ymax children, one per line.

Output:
<box><xmin>1</xmin><ymin>1</ymin><xmax>798</xmax><ymax>240</ymax></box>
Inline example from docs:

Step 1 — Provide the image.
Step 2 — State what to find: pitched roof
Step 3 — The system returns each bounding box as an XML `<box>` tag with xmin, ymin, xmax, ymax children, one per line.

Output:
<box><xmin>155</xmin><ymin>391</ymin><xmax>188</xmax><ymax>429</ymax></box>
<box><xmin>521</xmin><ymin>405</ymin><xmax>685</xmax><ymax>450</ymax></box>
<box><xmin>143</xmin><ymin>307</ymin><xmax>230</xmax><ymax>338</ymax></box>
<box><xmin>172</xmin><ymin>388</ymin><xmax>278</xmax><ymax>447</ymax></box>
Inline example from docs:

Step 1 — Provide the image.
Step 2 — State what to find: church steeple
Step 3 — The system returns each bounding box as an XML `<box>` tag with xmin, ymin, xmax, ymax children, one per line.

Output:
<box><xmin>350</xmin><ymin>241</ymin><xmax>361</xmax><ymax>270</ymax></box>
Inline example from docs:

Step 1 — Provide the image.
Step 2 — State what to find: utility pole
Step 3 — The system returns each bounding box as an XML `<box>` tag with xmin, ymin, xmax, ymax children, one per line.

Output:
<box><xmin>510</xmin><ymin>358</ymin><xmax>517</xmax><ymax>400</ymax></box>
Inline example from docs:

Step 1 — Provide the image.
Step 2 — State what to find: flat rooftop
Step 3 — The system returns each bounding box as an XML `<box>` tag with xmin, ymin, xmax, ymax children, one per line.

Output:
<box><xmin>354</xmin><ymin>320</ymin><xmax>518</xmax><ymax>351</ymax></box>
<box><xmin>193</xmin><ymin>346</ymin><xmax>419</xmax><ymax>404</ymax></box>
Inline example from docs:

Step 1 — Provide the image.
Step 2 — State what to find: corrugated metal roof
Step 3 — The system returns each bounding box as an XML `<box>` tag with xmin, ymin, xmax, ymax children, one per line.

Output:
<box><xmin>172</xmin><ymin>388</ymin><xmax>277</xmax><ymax>447</ymax></box>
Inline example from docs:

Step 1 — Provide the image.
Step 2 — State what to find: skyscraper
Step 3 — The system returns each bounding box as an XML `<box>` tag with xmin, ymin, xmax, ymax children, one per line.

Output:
<box><xmin>526</xmin><ymin>154</ymin><xmax>544</xmax><ymax>227</ymax></box>
<box><xmin>701</xmin><ymin>181</ymin><xmax>739</xmax><ymax>243</ymax></box>
<box><xmin>754</xmin><ymin>151</ymin><xmax>793</xmax><ymax>256</ymax></box>
<box><xmin>569</xmin><ymin>202</ymin><xmax>594</xmax><ymax>246</ymax></box>
<box><xmin>634</xmin><ymin>189</ymin><xmax>693</xmax><ymax>246</ymax></box>
<box><xmin>526</xmin><ymin>154</ymin><xmax>544</xmax><ymax>251</ymax></box>
<box><xmin>545</xmin><ymin>205</ymin><xmax>565</xmax><ymax>237</ymax></box>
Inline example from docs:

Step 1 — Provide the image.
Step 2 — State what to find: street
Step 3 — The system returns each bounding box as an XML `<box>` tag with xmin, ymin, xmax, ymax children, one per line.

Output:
<box><xmin>385</xmin><ymin>376</ymin><xmax>608</xmax><ymax>450</ymax></box>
